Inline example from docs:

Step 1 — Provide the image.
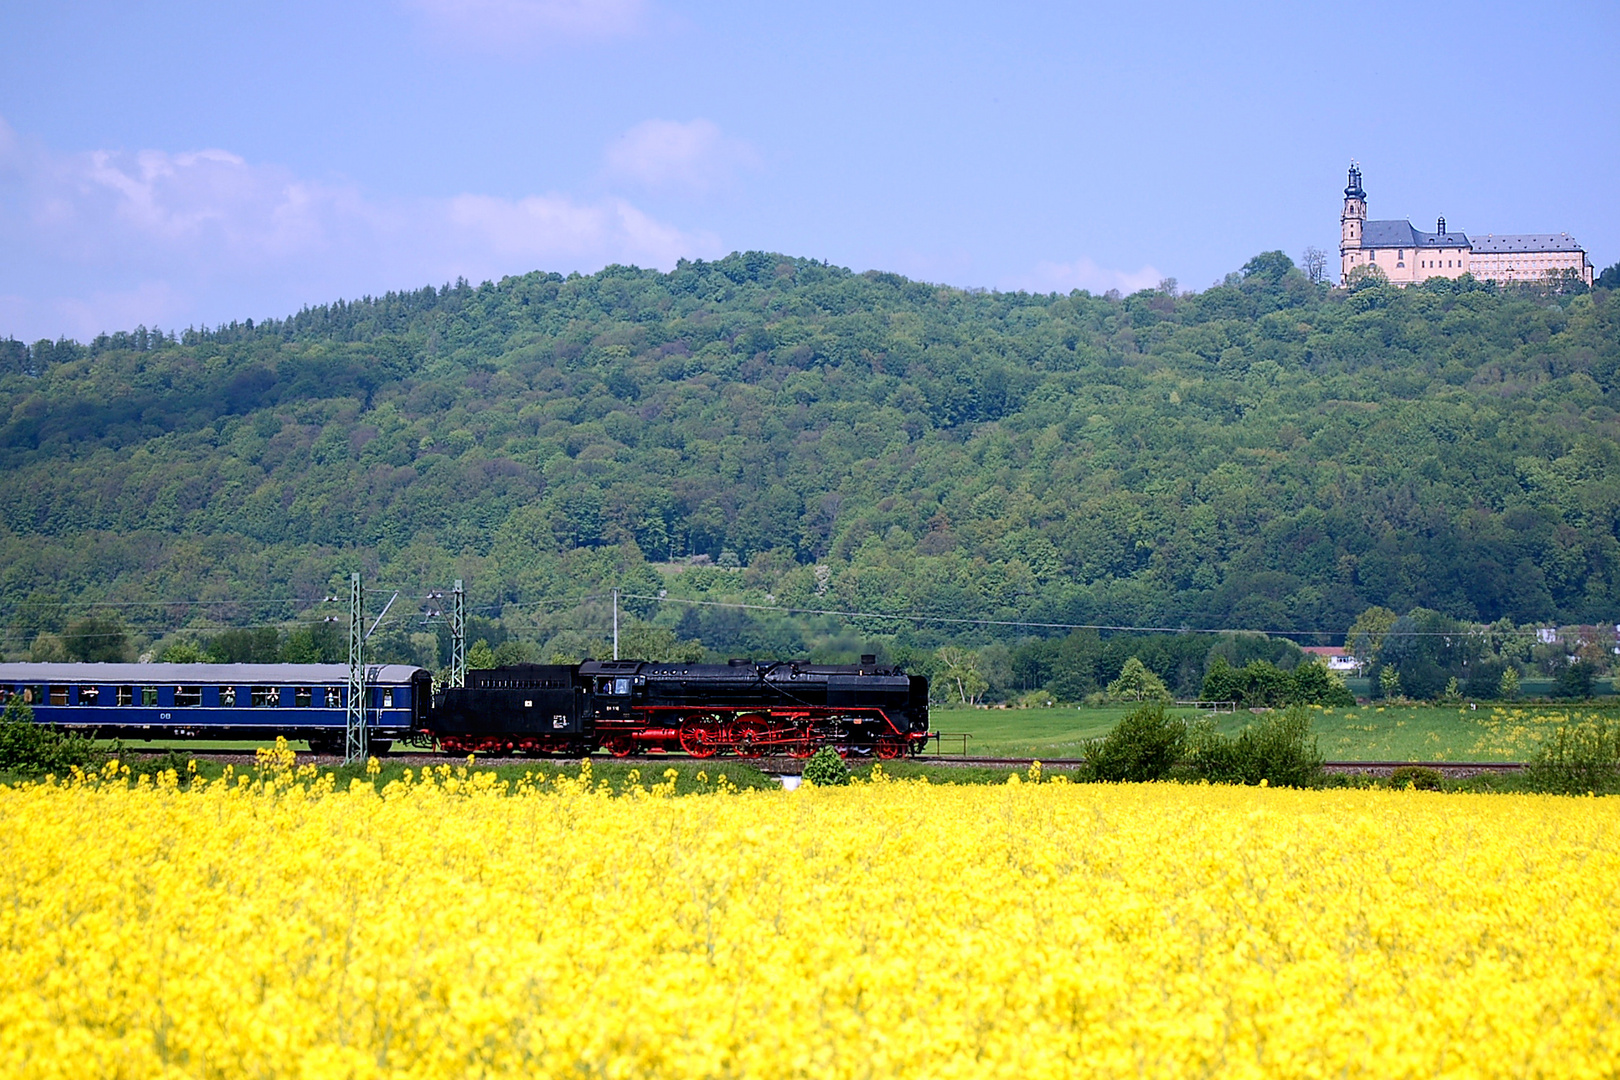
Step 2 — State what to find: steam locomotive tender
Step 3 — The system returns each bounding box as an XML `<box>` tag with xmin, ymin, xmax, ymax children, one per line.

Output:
<box><xmin>430</xmin><ymin>655</ymin><xmax>931</xmax><ymax>759</ymax></box>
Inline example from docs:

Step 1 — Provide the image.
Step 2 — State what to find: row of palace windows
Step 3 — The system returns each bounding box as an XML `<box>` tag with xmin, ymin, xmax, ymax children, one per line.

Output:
<box><xmin>2</xmin><ymin>685</ymin><xmax>402</xmax><ymax>708</ymax></box>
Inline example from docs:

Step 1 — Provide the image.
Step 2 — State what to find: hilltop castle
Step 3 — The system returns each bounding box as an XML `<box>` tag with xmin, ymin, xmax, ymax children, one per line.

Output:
<box><xmin>1339</xmin><ymin>164</ymin><xmax>1593</xmax><ymax>287</ymax></box>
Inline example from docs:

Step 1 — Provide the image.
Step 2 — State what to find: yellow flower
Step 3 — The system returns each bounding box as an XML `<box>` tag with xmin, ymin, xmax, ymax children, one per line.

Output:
<box><xmin>1</xmin><ymin>770</ymin><xmax>1616</xmax><ymax>1078</ymax></box>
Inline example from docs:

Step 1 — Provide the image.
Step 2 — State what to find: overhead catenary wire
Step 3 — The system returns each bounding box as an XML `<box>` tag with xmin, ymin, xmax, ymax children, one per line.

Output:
<box><xmin>616</xmin><ymin>593</ymin><xmax>1492</xmax><ymax>640</ymax></box>
<box><xmin>3</xmin><ymin>585</ymin><xmax>1528</xmax><ymax>646</ymax></box>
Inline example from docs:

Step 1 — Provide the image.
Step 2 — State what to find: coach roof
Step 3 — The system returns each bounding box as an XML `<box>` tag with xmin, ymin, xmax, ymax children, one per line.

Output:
<box><xmin>0</xmin><ymin>662</ymin><xmax>427</xmax><ymax>683</ymax></box>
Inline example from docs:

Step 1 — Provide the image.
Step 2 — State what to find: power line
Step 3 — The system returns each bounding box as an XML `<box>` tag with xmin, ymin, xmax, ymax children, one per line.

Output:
<box><xmin>617</xmin><ymin>593</ymin><xmax>1505</xmax><ymax>640</ymax></box>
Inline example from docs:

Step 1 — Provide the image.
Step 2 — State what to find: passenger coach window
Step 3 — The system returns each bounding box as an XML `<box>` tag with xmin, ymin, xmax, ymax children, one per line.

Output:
<box><xmin>220</xmin><ymin>686</ymin><xmax>236</xmax><ymax>707</ymax></box>
<box><xmin>381</xmin><ymin>688</ymin><xmax>394</xmax><ymax>708</ymax></box>
<box><xmin>141</xmin><ymin>688</ymin><xmax>158</xmax><ymax>706</ymax></box>
<box><xmin>251</xmin><ymin>687</ymin><xmax>276</xmax><ymax>707</ymax></box>
<box><xmin>24</xmin><ymin>686</ymin><xmax>43</xmax><ymax>705</ymax></box>
<box><xmin>49</xmin><ymin>686</ymin><xmax>68</xmax><ymax>706</ymax></box>
<box><xmin>117</xmin><ymin>686</ymin><xmax>133</xmax><ymax>706</ymax></box>
<box><xmin>175</xmin><ymin>686</ymin><xmax>202</xmax><ymax>707</ymax></box>
<box><xmin>295</xmin><ymin>687</ymin><xmax>312</xmax><ymax>707</ymax></box>
<box><xmin>78</xmin><ymin>686</ymin><xmax>100</xmax><ymax>705</ymax></box>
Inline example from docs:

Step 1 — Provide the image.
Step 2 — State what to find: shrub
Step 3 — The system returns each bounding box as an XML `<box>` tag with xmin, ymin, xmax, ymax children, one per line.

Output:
<box><xmin>0</xmin><ymin>697</ymin><xmax>109</xmax><ymax>777</ymax></box>
<box><xmin>1553</xmin><ymin>661</ymin><xmax>1597</xmax><ymax>701</ymax></box>
<box><xmin>1389</xmin><ymin>765</ymin><xmax>1444</xmax><ymax>791</ymax></box>
<box><xmin>1524</xmin><ymin>719</ymin><xmax>1619</xmax><ymax>795</ymax></box>
<box><xmin>1081</xmin><ymin>703</ymin><xmax>1185</xmax><ymax>782</ymax></box>
<box><xmin>1498</xmin><ymin>666</ymin><xmax>1521</xmax><ymax>701</ymax></box>
<box><xmin>1202</xmin><ymin>658</ymin><xmax>1308</xmax><ymax>708</ymax></box>
<box><xmin>1105</xmin><ymin>657</ymin><xmax>1171</xmax><ymax>703</ymax></box>
<box><xmin>1201</xmin><ymin>656</ymin><xmax>1242</xmax><ymax>704</ymax></box>
<box><xmin>802</xmin><ymin>746</ymin><xmax>851</xmax><ymax>787</ymax></box>
<box><xmin>1286</xmin><ymin>660</ymin><xmax>1356</xmax><ymax>707</ymax></box>
<box><xmin>1185</xmin><ymin>706</ymin><xmax>1325</xmax><ymax>788</ymax></box>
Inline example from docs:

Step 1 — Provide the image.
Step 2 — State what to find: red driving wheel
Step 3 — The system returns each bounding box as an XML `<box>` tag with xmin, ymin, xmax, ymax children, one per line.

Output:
<box><xmin>679</xmin><ymin>723</ymin><xmax>718</xmax><ymax>758</ymax></box>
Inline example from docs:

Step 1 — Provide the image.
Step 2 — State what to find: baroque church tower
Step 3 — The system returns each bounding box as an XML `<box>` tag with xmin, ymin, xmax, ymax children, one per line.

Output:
<box><xmin>1339</xmin><ymin>162</ymin><xmax>1365</xmax><ymax>280</ymax></box>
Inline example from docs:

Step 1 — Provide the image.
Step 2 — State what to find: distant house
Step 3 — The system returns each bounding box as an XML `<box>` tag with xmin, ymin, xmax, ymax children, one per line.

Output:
<box><xmin>1301</xmin><ymin>646</ymin><xmax>1361</xmax><ymax>674</ymax></box>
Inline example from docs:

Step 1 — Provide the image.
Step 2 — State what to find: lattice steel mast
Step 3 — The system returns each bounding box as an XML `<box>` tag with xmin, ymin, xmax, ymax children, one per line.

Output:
<box><xmin>449</xmin><ymin>578</ymin><xmax>466</xmax><ymax>689</ymax></box>
<box><xmin>345</xmin><ymin>572</ymin><xmax>367</xmax><ymax>763</ymax></box>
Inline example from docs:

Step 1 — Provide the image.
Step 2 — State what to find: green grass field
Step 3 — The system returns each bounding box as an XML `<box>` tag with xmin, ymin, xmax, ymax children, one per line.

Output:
<box><xmin>95</xmin><ymin>699</ymin><xmax>1620</xmax><ymax>767</ymax></box>
<box><xmin>927</xmin><ymin>701</ymin><xmax>1620</xmax><ymax>762</ymax></box>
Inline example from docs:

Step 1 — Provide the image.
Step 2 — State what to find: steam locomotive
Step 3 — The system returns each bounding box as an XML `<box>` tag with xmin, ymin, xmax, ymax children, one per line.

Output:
<box><xmin>433</xmin><ymin>656</ymin><xmax>931</xmax><ymax>759</ymax></box>
<box><xmin>0</xmin><ymin>656</ymin><xmax>932</xmax><ymax>759</ymax></box>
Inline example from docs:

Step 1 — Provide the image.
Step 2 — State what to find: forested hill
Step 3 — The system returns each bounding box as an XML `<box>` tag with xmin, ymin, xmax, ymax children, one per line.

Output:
<box><xmin>2</xmin><ymin>251</ymin><xmax>1619</xmax><ymax>659</ymax></box>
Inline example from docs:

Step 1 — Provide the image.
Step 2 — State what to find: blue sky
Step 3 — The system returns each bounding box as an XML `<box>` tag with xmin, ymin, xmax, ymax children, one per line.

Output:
<box><xmin>1</xmin><ymin>0</ymin><xmax>1614</xmax><ymax>341</ymax></box>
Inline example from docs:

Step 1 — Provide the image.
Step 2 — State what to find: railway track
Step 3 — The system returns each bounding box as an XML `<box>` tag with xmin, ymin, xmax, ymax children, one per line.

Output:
<box><xmin>134</xmin><ymin>749</ymin><xmax>1527</xmax><ymax>778</ymax></box>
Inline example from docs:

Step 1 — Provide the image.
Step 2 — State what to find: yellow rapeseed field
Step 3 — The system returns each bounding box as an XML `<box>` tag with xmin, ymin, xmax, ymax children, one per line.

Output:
<box><xmin>2</xmin><ymin>753</ymin><xmax>1618</xmax><ymax>1079</ymax></box>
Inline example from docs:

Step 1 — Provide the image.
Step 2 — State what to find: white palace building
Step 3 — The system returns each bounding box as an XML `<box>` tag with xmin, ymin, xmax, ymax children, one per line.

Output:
<box><xmin>1339</xmin><ymin>164</ymin><xmax>1593</xmax><ymax>288</ymax></box>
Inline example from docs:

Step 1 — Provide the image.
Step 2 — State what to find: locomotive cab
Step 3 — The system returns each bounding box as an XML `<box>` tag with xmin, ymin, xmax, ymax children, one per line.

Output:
<box><xmin>583</xmin><ymin>660</ymin><xmax>646</xmax><ymax>718</ymax></box>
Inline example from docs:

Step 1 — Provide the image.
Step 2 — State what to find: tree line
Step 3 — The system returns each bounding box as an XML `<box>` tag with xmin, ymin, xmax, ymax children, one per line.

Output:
<box><xmin>4</xmin><ymin>251</ymin><xmax>1620</xmax><ymax>665</ymax></box>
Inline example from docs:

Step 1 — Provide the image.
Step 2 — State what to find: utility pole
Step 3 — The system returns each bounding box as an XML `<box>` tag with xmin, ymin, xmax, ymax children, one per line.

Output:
<box><xmin>449</xmin><ymin>578</ymin><xmax>466</xmax><ymax>689</ymax></box>
<box><xmin>345</xmin><ymin>572</ymin><xmax>367</xmax><ymax>763</ymax></box>
<box><xmin>613</xmin><ymin>589</ymin><xmax>619</xmax><ymax>660</ymax></box>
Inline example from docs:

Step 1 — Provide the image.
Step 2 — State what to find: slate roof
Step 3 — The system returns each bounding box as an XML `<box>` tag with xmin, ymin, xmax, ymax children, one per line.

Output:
<box><xmin>1471</xmin><ymin>233</ymin><xmax>1585</xmax><ymax>253</ymax></box>
<box><xmin>1361</xmin><ymin>220</ymin><xmax>1470</xmax><ymax>250</ymax></box>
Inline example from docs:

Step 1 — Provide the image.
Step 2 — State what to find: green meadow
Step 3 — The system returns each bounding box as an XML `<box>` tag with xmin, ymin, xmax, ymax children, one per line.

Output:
<box><xmin>926</xmin><ymin>701</ymin><xmax>1620</xmax><ymax>763</ymax></box>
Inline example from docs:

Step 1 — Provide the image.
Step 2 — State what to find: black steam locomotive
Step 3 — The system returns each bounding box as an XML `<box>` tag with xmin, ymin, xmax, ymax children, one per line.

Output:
<box><xmin>430</xmin><ymin>656</ymin><xmax>932</xmax><ymax>759</ymax></box>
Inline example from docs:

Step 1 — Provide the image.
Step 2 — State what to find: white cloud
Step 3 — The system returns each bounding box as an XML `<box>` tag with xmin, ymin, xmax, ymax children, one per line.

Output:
<box><xmin>446</xmin><ymin>192</ymin><xmax>704</xmax><ymax>266</ymax></box>
<box><xmin>603</xmin><ymin>119</ymin><xmax>758</xmax><ymax>194</ymax></box>
<box><xmin>1007</xmin><ymin>256</ymin><xmax>1164</xmax><ymax>296</ymax></box>
<box><xmin>0</xmin><ymin>118</ymin><xmax>721</xmax><ymax>341</ymax></box>
<box><xmin>407</xmin><ymin>0</ymin><xmax>646</xmax><ymax>50</ymax></box>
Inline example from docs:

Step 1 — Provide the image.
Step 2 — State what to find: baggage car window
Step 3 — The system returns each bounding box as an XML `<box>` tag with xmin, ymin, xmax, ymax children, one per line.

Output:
<box><xmin>251</xmin><ymin>686</ymin><xmax>276</xmax><ymax>707</ymax></box>
<box><xmin>175</xmin><ymin>686</ymin><xmax>202</xmax><ymax>707</ymax></box>
<box><xmin>78</xmin><ymin>686</ymin><xmax>100</xmax><ymax>705</ymax></box>
<box><xmin>117</xmin><ymin>686</ymin><xmax>133</xmax><ymax>706</ymax></box>
<box><xmin>49</xmin><ymin>686</ymin><xmax>68</xmax><ymax>706</ymax></box>
<box><xmin>381</xmin><ymin>688</ymin><xmax>394</xmax><ymax>708</ymax></box>
<box><xmin>294</xmin><ymin>687</ymin><xmax>312</xmax><ymax>707</ymax></box>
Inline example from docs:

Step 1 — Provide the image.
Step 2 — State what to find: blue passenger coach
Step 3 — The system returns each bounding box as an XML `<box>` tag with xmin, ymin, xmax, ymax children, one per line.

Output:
<box><xmin>0</xmin><ymin>663</ymin><xmax>432</xmax><ymax>753</ymax></box>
